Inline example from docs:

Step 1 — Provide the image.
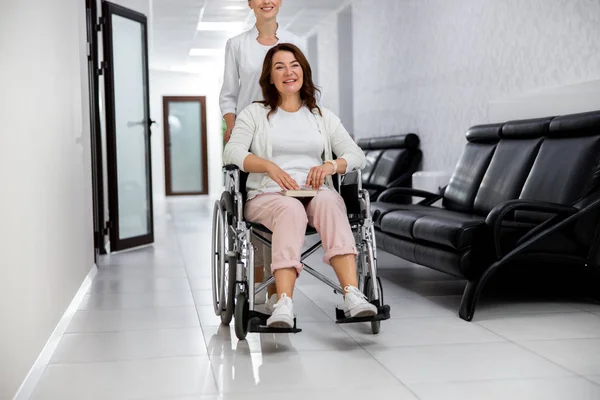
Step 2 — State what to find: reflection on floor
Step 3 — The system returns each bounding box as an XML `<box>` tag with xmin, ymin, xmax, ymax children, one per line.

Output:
<box><xmin>30</xmin><ymin>197</ymin><xmax>600</xmax><ymax>399</ymax></box>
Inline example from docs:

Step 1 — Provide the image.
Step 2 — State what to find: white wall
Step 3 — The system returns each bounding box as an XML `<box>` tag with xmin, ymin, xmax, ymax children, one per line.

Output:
<box><xmin>0</xmin><ymin>0</ymin><xmax>94</xmax><ymax>398</ymax></box>
<box><xmin>149</xmin><ymin>68</ymin><xmax>224</xmax><ymax>200</ymax></box>
<box><xmin>319</xmin><ymin>0</ymin><xmax>600</xmax><ymax>172</ymax></box>
<box><xmin>314</xmin><ymin>13</ymin><xmax>340</xmax><ymax>115</ymax></box>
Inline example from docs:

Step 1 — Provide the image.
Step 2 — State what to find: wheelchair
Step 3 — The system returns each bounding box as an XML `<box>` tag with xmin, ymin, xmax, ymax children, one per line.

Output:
<box><xmin>211</xmin><ymin>165</ymin><xmax>391</xmax><ymax>340</ymax></box>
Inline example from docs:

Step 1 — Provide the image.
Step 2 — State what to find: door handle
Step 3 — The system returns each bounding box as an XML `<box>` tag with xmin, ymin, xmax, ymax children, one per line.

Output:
<box><xmin>126</xmin><ymin>119</ymin><xmax>156</xmax><ymax>128</ymax></box>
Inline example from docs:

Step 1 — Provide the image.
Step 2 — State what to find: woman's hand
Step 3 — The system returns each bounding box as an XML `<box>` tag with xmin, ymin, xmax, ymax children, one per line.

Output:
<box><xmin>266</xmin><ymin>162</ymin><xmax>300</xmax><ymax>191</ymax></box>
<box><xmin>306</xmin><ymin>163</ymin><xmax>335</xmax><ymax>190</ymax></box>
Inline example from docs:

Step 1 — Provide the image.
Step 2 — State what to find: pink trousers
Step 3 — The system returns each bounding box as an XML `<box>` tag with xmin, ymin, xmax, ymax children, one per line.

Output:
<box><xmin>245</xmin><ymin>189</ymin><xmax>357</xmax><ymax>275</ymax></box>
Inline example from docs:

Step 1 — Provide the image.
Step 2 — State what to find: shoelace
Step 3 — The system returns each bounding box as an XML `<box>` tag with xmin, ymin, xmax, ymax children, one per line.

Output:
<box><xmin>344</xmin><ymin>285</ymin><xmax>367</xmax><ymax>300</ymax></box>
<box><xmin>274</xmin><ymin>293</ymin><xmax>291</xmax><ymax>310</ymax></box>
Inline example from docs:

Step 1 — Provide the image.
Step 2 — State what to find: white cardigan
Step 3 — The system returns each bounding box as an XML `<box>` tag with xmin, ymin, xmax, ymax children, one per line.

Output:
<box><xmin>223</xmin><ymin>103</ymin><xmax>366</xmax><ymax>199</ymax></box>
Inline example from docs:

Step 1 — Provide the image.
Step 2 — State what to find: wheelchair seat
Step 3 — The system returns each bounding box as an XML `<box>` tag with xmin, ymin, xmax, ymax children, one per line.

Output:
<box><xmin>248</xmin><ymin>221</ymin><xmax>319</xmax><ymax>236</ymax></box>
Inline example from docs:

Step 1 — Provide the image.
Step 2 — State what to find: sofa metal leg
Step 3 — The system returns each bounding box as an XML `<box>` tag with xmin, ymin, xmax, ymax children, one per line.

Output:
<box><xmin>459</xmin><ymin>281</ymin><xmax>478</xmax><ymax>321</ymax></box>
<box><xmin>459</xmin><ymin>261</ymin><xmax>504</xmax><ymax>321</ymax></box>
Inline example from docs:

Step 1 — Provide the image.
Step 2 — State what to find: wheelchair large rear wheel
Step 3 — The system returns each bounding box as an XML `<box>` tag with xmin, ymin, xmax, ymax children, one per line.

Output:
<box><xmin>211</xmin><ymin>201</ymin><xmax>226</xmax><ymax>317</ymax></box>
<box><xmin>220</xmin><ymin>192</ymin><xmax>236</xmax><ymax>325</ymax></box>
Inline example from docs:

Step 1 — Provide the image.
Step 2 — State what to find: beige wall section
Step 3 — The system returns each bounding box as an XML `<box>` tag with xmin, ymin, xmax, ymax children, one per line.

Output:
<box><xmin>0</xmin><ymin>0</ymin><xmax>95</xmax><ymax>398</ymax></box>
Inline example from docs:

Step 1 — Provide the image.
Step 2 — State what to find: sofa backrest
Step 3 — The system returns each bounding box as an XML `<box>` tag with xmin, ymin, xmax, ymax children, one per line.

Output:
<box><xmin>442</xmin><ymin>124</ymin><xmax>502</xmax><ymax>213</ymax></box>
<box><xmin>472</xmin><ymin>118</ymin><xmax>548</xmax><ymax>215</ymax></box>
<box><xmin>444</xmin><ymin>111</ymin><xmax>600</xmax><ymax>226</ymax></box>
<box><xmin>357</xmin><ymin>134</ymin><xmax>422</xmax><ymax>188</ymax></box>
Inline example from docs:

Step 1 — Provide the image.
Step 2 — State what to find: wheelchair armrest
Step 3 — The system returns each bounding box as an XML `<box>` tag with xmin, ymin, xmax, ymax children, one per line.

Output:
<box><xmin>223</xmin><ymin>164</ymin><xmax>239</xmax><ymax>171</ymax></box>
<box><xmin>341</xmin><ymin>170</ymin><xmax>359</xmax><ymax>186</ymax></box>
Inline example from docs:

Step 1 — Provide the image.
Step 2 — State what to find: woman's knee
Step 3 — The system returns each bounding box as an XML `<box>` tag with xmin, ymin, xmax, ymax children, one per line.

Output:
<box><xmin>274</xmin><ymin>198</ymin><xmax>308</xmax><ymax>226</ymax></box>
<box><xmin>312</xmin><ymin>190</ymin><xmax>346</xmax><ymax>212</ymax></box>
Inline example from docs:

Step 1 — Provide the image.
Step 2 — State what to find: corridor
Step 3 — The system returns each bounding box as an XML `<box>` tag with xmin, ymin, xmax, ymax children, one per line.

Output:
<box><xmin>25</xmin><ymin>197</ymin><xmax>600</xmax><ymax>399</ymax></box>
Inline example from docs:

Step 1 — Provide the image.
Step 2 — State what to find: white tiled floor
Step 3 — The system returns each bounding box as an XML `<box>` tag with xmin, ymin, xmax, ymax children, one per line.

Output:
<box><xmin>29</xmin><ymin>197</ymin><xmax>600</xmax><ymax>399</ymax></box>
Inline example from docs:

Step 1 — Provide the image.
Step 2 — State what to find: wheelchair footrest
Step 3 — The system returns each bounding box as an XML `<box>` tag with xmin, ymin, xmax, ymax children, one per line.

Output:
<box><xmin>335</xmin><ymin>303</ymin><xmax>391</xmax><ymax>324</ymax></box>
<box><xmin>247</xmin><ymin>311</ymin><xmax>302</xmax><ymax>334</ymax></box>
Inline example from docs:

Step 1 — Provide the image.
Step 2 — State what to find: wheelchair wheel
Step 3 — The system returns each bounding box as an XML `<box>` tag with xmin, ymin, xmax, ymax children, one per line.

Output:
<box><xmin>220</xmin><ymin>192</ymin><xmax>236</xmax><ymax>325</ymax></box>
<box><xmin>364</xmin><ymin>241</ymin><xmax>382</xmax><ymax>335</ymax></box>
<box><xmin>234</xmin><ymin>292</ymin><xmax>249</xmax><ymax>340</ymax></box>
<box><xmin>366</xmin><ymin>278</ymin><xmax>383</xmax><ymax>335</ymax></box>
<box><xmin>211</xmin><ymin>201</ymin><xmax>226</xmax><ymax>317</ymax></box>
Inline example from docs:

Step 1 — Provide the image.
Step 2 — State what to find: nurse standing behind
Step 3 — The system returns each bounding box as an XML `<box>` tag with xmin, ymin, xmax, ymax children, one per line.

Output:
<box><xmin>220</xmin><ymin>0</ymin><xmax>307</xmax><ymax>142</ymax></box>
<box><xmin>219</xmin><ymin>0</ymin><xmax>307</xmax><ymax>305</ymax></box>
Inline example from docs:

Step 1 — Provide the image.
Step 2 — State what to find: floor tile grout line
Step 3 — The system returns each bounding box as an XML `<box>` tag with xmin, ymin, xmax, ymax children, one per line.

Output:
<box><xmin>473</xmin><ymin>319</ymin><xmax>589</xmax><ymax>379</ymax></box>
<box><xmin>361</xmin><ymin>346</ymin><xmax>424</xmax><ymax>400</ymax></box>
<box><xmin>395</xmin><ymin>374</ymin><xmax>596</xmax><ymax>388</ymax></box>
<box><xmin>170</xmin><ymin>209</ymin><xmax>222</xmax><ymax>393</ymax></box>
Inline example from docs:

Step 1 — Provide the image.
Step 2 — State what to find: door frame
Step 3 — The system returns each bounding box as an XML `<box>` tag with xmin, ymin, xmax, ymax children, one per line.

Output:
<box><xmin>102</xmin><ymin>0</ymin><xmax>154</xmax><ymax>251</ymax></box>
<box><xmin>85</xmin><ymin>0</ymin><xmax>106</xmax><ymax>256</ymax></box>
<box><xmin>162</xmin><ymin>96</ymin><xmax>209</xmax><ymax>196</ymax></box>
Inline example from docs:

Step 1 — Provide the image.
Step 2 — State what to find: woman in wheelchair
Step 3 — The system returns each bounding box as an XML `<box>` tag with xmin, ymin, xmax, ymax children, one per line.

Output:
<box><xmin>223</xmin><ymin>43</ymin><xmax>377</xmax><ymax>328</ymax></box>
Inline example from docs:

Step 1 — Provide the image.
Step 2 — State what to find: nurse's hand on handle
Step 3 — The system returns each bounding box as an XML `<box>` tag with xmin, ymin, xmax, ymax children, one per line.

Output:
<box><xmin>224</xmin><ymin>113</ymin><xmax>236</xmax><ymax>143</ymax></box>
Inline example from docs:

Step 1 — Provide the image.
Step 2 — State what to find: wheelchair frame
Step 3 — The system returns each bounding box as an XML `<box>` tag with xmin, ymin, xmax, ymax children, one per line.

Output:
<box><xmin>211</xmin><ymin>165</ymin><xmax>390</xmax><ymax>340</ymax></box>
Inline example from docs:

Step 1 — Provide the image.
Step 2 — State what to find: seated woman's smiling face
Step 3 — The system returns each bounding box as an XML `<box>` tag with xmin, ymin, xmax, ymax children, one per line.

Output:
<box><xmin>271</xmin><ymin>50</ymin><xmax>304</xmax><ymax>96</ymax></box>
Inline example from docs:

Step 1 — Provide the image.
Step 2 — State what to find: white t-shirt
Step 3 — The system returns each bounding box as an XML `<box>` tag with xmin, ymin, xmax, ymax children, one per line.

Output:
<box><xmin>261</xmin><ymin>107</ymin><xmax>327</xmax><ymax>195</ymax></box>
<box><xmin>219</xmin><ymin>25</ymin><xmax>307</xmax><ymax>116</ymax></box>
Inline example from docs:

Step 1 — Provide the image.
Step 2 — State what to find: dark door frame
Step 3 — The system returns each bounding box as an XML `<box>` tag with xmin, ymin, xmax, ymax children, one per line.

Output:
<box><xmin>102</xmin><ymin>0</ymin><xmax>154</xmax><ymax>251</ymax></box>
<box><xmin>85</xmin><ymin>0</ymin><xmax>106</xmax><ymax>256</ymax></box>
<box><xmin>162</xmin><ymin>96</ymin><xmax>209</xmax><ymax>196</ymax></box>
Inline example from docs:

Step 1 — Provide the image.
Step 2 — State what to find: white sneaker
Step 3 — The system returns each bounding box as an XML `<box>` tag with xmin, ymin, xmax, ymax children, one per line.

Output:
<box><xmin>266</xmin><ymin>293</ymin><xmax>278</xmax><ymax>313</ymax></box>
<box><xmin>254</xmin><ymin>283</ymin><xmax>267</xmax><ymax>305</ymax></box>
<box><xmin>266</xmin><ymin>294</ymin><xmax>294</xmax><ymax>328</ymax></box>
<box><xmin>343</xmin><ymin>285</ymin><xmax>378</xmax><ymax>318</ymax></box>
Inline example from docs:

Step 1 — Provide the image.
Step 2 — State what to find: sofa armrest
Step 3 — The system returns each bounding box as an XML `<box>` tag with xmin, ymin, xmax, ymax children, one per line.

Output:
<box><xmin>486</xmin><ymin>200</ymin><xmax>577</xmax><ymax>226</ymax></box>
<box><xmin>486</xmin><ymin>199</ymin><xmax>578</xmax><ymax>259</ymax></box>
<box><xmin>378</xmin><ymin>187</ymin><xmax>442</xmax><ymax>204</ymax></box>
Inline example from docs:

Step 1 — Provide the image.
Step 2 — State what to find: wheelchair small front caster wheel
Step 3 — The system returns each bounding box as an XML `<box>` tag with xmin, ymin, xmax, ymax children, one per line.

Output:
<box><xmin>365</xmin><ymin>276</ymin><xmax>383</xmax><ymax>335</ymax></box>
<box><xmin>234</xmin><ymin>292</ymin><xmax>249</xmax><ymax>340</ymax></box>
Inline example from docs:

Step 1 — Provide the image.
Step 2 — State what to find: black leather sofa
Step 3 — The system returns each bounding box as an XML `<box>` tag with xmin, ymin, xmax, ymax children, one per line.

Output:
<box><xmin>356</xmin><ymin>134</ymin><xmax>422</xmax><ymax>201</ymax></box>
<box><xmin>371</xmin><ymin>110</ymin><xmax>600</xmax><ymax>321</ymax></box>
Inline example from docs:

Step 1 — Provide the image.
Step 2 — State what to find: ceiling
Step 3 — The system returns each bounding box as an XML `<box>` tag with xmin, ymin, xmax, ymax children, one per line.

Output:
<box><xmin>146</xmin><ymin>0</ymin><xmax>350</xmax><ymax>72</ymax></box>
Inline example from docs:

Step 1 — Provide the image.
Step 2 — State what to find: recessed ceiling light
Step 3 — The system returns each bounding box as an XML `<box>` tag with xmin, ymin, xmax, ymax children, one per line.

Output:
<box><xmin>189</xmin><ymin>48</ymin><xmax>224</xmax><ymax>56</ymax></box>
<box><xmin>196</xmin><ymin>21</ymin><xmax>245</xmax><ymax>32</ymax></box>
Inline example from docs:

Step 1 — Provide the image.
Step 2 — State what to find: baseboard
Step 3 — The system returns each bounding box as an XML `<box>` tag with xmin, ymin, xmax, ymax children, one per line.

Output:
<box><xmin>12</xmin><ymin>264</ymin><xmax>98</xmax><ymax>400</ymax></box>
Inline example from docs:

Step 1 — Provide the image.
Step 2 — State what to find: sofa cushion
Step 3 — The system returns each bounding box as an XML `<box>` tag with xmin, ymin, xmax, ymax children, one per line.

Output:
<box><xmin>371</xmin><ymin>202</ymin><xmax>418</xmax><ymax>228</ymax></box>
<box><xmin>380</xmin><ymin>206</ymin><xmax>487</xmax><ymax>250</ymax></box>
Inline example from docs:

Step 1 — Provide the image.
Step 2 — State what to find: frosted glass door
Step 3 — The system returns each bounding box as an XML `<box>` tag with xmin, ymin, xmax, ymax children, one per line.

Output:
<box><xmin>163</xmin><ymin>97</ymin><xmax>208</xmax><ymax>195</ymax></box>
<box><xmin>102</xmin><ymin>1</ymin><xmax>154</xmax><ymax>251</ymax></box>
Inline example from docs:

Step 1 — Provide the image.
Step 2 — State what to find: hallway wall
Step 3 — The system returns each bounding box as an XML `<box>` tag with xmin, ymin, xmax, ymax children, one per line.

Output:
<box><xmin>0</xmin><ymin>0</ymin><xmax>94</xmax><ymax>398</ymax></box>
<box><xmin>316</xmin><ymin>0</ymin><xmax>600</xmax><ymax>172</ymax></box>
